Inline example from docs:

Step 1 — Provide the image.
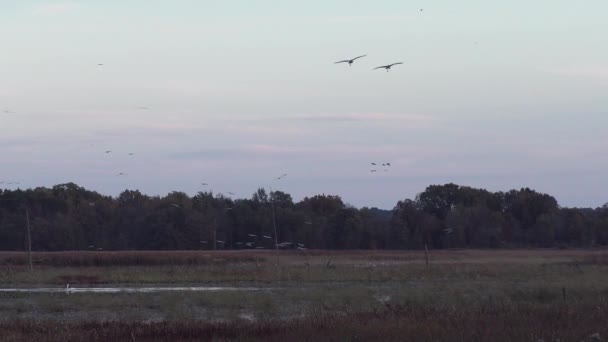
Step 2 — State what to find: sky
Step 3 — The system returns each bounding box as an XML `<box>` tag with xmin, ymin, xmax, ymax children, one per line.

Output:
<box><xmin>1</xmin><ymin>1</ymin><xmax>607</xmax><ymax>209</ymax></box>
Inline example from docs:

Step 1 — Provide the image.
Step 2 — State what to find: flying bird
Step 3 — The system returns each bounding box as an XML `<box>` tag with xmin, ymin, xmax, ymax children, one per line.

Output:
<box><xmin>334</xmin><ymin>55</ymin><xmax>367</xmax><ymax>66</ymax></box>
<box><xmin>117</xmin><ymin>172</ymin><xmax>127</xmax><ymax>176</ymax></box>
<box><xmin>371</xmin><ymin>162</ymin><xmax>376</xmax><ymax>165</ymax></box>
<box><xmin>248</xmin><ymin>234</ymin><xmax>257</xmax><ymax>237</ymax></box>
<box><xmin>97</xmin><ymin>63</ymin><xmax>103</xmax><ymax>66</ymax></box>
<box><xmin>201</xmin><ymin>183</ymin><xmax>208</xmax><ymax>186</ymax></box>
<box><xmin>386</xmin><ymin>162</ymin><xmax>391</xmax><ymax>166</ymax></box>
<box><xmin>275</xmin><ymin>173</ymin><xmax>287</xmax><ymax>180</ymax></box>
<box><xmin>373</xmin><ymin>62</ymin><xmax>403</xmax><ymax>72</ymax></box>
<box><xmin>104</xmin><ymin>150</ymin><xmax>112</xmax><ymax>154</ymax></box>
<box><xmin>228</xmin><ymin>192</ymin><xmax>236</xmax><ymax>196</ymax></box>
<box><xmin>170</xmin><ymin>203</ymin><xmax>181</xmax><ymax>208</ymax></box>
<box><xmin>138</xmin><ymin>107</ymin><xmax>149</xmax><ymax>110</ymax></box>
<box><xmin>128</xmin><ymin>153</ymin><xmax>135</xmax><ymax>156</ymax></box>
<box><xmin>370</xmin><ymin>170</ymin><xmax>377</xmax><ymax>172</ymax></box>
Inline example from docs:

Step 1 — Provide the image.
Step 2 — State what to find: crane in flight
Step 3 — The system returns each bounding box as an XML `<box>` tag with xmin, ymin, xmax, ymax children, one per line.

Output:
<box><xmin>373</xmin><ymin>62</ymin><xmax>403</xmax><ymax>72</ymax></box>
<box><xmin>335</xmin><ymin>55</ymin><xmax>366</xmax><ymax>66</ymax></box>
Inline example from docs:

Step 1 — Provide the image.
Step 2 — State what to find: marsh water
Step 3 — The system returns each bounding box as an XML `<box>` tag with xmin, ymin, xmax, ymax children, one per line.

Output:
<box><xmin>0</xmin><ymin>286</ymin><xmax>268</xmax><ymax>293</ymax></box>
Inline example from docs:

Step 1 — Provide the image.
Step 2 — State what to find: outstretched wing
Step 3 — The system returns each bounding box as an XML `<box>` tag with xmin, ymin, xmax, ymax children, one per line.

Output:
<box><xmin>389</xmin><ymin>62</ymin><xmax>403</xmax><ymax>67</ymax></box>
<box><xmin>373</xmin><ymin>65</ymin><xmax>386</xmax><ymax>70</ymax></box>
<box><xmin>352</xmin><ymin>55</ymin><xmax>367</xmax><ymax>61</ymax></box>
<box><xmin>334</xmin><ymin>60</ymin><xmax>350</xmax><ymax>64</ymax></box>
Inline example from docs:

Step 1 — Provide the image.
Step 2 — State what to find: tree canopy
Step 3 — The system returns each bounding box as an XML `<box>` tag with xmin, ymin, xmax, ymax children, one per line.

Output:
<box><xmin>0</xmin><ymin>183</ymin><xmax>606</xmax><ymax>251</ymax></box>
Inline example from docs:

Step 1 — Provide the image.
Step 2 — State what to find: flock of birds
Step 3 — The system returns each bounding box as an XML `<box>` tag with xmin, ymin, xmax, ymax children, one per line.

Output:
<box><xmin>2</xmin><ymin>50</ymin><xmax>402</xmax><ymax>186</ymax></box>
<box><xmin>0</xmin><ymin>9</ymin><xmax>416</xmax><ymax>253</ymax></box>
<box><xmin>334</xmin><ymin>55</ymin><xmax>403</xmax><ymax>72</ymax></box>
<box><xmin>201</xmin><ymin>233</ymin><xmax>308</xmax><ymax>250</ymax></box>
<box><xmin>370</xmin><ymin>162</ymin><xmax>392</xmax><ymax>173</ymax></box>
<box><xmin>0</xmin><ymin>181</ymin><xmax>20</xmax><ymax>185</ymax></box>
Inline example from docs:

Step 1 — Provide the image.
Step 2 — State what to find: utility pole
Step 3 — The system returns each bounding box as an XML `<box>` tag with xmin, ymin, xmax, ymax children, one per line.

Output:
<box><xmin>26</xmin><ymin>208</ymin><xmax>32</xmax><ymax>272</ymax></box>
<box><xmin>0</xmin><ymin>199</ymin><xmax>33</xmax><ymax>271</ymax></box>
<box><xmin>424</xmin><ymin>244</ymin><xmax>429</xmax><ymax>269</ymax></box>
<box><xmin>213</xmin><ymin>217</ymin><xmax>217</xmax><ymax>250</ymax></box>
<box><xmin>269</xmin><ymin>187</ymin><xmax>280</xmax><ymax>273</ymax></box>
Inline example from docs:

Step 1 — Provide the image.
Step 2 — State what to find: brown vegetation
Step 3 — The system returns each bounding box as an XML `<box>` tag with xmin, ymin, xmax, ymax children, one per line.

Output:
<box><xmin>1</xmin><ymin>304</ymin><xmax>606</xmax><ymax>341</ymax></box>
<box><xmin>1</xmin><ymin>248</ymin><xmax>606</xmax><ymax>267</ymax></box>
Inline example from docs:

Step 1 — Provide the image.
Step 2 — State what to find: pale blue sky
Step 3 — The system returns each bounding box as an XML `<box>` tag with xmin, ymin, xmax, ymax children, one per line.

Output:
<box><xmin>1</xmin><ymin>1</ymin><xmax>607</xmax><ymax>208</ymax></box>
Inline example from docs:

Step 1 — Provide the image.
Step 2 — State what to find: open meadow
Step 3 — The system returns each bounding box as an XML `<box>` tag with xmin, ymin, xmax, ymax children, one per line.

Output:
<box><xmin>1</xmin><ymin>249</ymin><xmax>607</xmax><ymax>341</ymax></box>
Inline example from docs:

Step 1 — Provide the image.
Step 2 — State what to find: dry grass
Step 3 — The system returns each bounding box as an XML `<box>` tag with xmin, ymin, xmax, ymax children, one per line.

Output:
<box><xmin>2</xmin><ymin>248</ymin><xmax>606</xmax><ymax>267</ymax></box>
<box><xmin>0</xmin><ymin>303</ymin><xmax>606</xmax><ymax>341</ymax></box>
<box><xmin>2</xmin><ymin>249</ymin><xmax>608</xmax><ymax>340</ymax></box>
<box><xmin>0</xmin><ymin>251</ymin><xmax>259</xmax><ymax>267</ymax></box>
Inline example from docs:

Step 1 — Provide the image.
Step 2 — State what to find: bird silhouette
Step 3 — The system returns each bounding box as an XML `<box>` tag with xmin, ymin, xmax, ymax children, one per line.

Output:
<box><xmin>335</xmin><ymin>55</ymin><xmax>367</xmax><ymax>66</ymax></box>
<box><xmin>373</xmin><ymin>62</ymin><xmax>403</xmax><ymax>72</ymax></box>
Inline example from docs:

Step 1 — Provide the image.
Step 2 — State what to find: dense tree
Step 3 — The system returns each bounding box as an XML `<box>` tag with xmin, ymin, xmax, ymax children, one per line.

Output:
<box><xmin>0</xmin><ymin>183</ymin><xmax>604</xmax><ymax>251</ymax></box>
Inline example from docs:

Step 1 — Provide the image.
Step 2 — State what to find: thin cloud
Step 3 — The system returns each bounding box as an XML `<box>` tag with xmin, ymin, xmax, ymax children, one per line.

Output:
<box><xmin>280</xmin><ymin>113</ymin><xmax>437</xmax><ymax>124</ymax></box>
<box><xmin>545</xmin><ymin>65</ymin><xmax>608</xmax><ymax>79</ymax></box>
<box><xmin>32</xmin><ymin>2</ymin><xmax>81</xmax><ymax>16</ymax></box>
<box><xmin>324</xmin><ymin>15</ymin><xmax>412</xmax><ymax>24</ymax></box>
<box><xmin>166</xmin><ymin>143</ymin><xmax>440</xmax><ymax>162</ymax></box>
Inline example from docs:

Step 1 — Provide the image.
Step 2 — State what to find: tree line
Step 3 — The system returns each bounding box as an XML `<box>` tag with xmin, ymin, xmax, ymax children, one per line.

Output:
<box><xmin>0</xmin><ymin>182</ymin><xmax>607</xmax><ymax>251</ymax></box>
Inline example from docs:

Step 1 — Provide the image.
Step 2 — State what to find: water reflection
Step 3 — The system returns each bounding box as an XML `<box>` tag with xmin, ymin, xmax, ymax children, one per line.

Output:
<box><xmin>0</xmin><ymin>286</ymin><xmax>268</xmax><ymax>293</ymax></box>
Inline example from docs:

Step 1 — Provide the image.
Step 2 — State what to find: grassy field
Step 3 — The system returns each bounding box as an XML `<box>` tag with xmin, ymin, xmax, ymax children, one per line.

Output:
<box><xmin>1</xmin><ymin>249</ymin><xmax>607</xmax><ymax>341</ymax></box>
